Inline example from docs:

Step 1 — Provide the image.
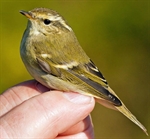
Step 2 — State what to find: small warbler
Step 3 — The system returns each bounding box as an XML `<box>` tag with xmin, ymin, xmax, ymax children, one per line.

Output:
<box><xmin>20</xmin><ymin>8</ymin><xmax>148</xmax><ymax>135</ymax></box>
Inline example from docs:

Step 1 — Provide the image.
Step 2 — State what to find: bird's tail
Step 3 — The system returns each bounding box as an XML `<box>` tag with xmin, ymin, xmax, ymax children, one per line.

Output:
<box><xmin>115</xmin><ymin>102</ymin><xmax>148</xmax><ymax>136</ymax></box>
<box><xmin>108</xmin><ymin>87</ymin><xmax>148</xmax><ymax>136</ymax></box>
<box><xmin>96</xmin><ymin>87</ymin><xmax>148</xmax><ymax>135</ymax></box>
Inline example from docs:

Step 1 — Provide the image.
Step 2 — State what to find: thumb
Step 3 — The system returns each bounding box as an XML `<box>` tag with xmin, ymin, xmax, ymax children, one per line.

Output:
<box><xmin>1</xmin><ymin>90</ymin><xmax>95</xmax><ymax>138</ymax></box>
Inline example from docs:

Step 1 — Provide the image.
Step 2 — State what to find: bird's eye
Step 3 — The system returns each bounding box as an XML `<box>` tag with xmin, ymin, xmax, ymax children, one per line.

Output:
<box><xmin>43</xmin><ymin>19</ymin><xmax>51</xmax><ymax>25</ymax></box>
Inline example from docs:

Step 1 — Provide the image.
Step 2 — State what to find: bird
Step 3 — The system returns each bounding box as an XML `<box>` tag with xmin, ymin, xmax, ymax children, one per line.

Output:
<box><xmin>20</xmin><ymin>7</ymin><xmax>148</xmax><ymax>135</ymax></box>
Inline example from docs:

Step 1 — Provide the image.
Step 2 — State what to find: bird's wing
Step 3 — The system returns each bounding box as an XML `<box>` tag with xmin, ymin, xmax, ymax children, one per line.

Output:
<box><xmin>67</xmin><ymin>60</ymin><xmax>122</xmax><ymax>106</ymax></box>
<box><xmin>36</xmin><ymin>55</ymin><xmax>122</xmax><ymax>106</ymax></box>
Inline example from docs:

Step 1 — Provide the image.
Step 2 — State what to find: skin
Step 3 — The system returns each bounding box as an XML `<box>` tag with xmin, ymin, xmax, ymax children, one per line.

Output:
<box><xmin>0</xmin><ymin>80</ymin><xmax>95</xmax><ymax>139</ymax></box>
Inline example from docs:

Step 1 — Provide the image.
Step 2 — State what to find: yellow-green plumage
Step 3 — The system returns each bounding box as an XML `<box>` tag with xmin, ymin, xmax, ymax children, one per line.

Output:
<box><xmin>20</xmin><ymin>8</ymin><xmax>148</xmax><ymax>135</ymax></box>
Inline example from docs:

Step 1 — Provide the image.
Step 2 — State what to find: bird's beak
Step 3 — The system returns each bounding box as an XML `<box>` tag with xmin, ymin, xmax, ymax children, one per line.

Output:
<box><xmin>20</xmin><ymin>10</ymin><xmax>33</xmax><ymax>19</ymax></box>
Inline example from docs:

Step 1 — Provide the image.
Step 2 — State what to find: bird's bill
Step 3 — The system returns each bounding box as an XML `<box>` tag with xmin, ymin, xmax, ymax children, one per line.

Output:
<box><xmin>20</xmin><ymin>10</ymin><xmax>33</xmax><ymax>19</ymax></box>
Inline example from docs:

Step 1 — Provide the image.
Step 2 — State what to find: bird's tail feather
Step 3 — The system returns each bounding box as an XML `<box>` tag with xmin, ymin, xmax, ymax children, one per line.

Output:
<box><xmin>115</xmin><ymin>103</ymin><xmax>148</xmax><ymax>136</ymax></box>
<box><xmin>108</xmin><ymin>87</ymin><xmax>148</xmax><ymax>135</ymax></box>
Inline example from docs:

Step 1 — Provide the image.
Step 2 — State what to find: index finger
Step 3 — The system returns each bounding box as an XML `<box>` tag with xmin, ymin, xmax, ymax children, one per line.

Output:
<box><xmin>0</xmin><ymin>80</ymin><xmax>49</xmax><ymax>117</ymax></box>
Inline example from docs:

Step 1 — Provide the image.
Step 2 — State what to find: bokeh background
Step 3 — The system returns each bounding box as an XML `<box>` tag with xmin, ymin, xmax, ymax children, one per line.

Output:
<box><xmin>1</xmin><ymin>0</ymin><xmax>149</xmax><ymax>138</ymax></box>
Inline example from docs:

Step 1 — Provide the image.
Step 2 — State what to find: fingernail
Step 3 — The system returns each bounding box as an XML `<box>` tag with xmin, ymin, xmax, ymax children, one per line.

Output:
<box><xmin>63</xmin><ymin>92</ymin><xmax>93</xmax><ymax>104</ymax></box>
<box><xmin>36</xmin><ymin>82</ymin><xmax>50</xmax><ymax>93</ymax></box>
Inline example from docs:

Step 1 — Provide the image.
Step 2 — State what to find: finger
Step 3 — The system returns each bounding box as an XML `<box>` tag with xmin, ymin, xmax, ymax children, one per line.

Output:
<box><xmin>57</xmin><ymin>115</ymin><xmax>94</xmax><ymax>139</ymax></box>
<box><xmin>56</xmin><ymin>130</ymin><xmax>94</xmax><ymax>139</ymax></box>
<box><xmin>59</xmin><ymin>115</ymin><xmax>93</xmax><ymax>136</ymax></box>
<box><xmin>0</xmin><ymin>80</ymin><xmax>49</xmax><ymax>117</ymax></box>
<box><xmin>0</xmin><ymin>91</ymin><xmax>95</xmax><ymax>138</ymax></box>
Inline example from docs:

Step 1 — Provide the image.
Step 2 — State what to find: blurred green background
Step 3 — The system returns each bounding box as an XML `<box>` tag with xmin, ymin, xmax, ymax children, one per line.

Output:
<box><xmin>1</xmin><ymin>0</ymin><xmax>149</xmax><ymax>138</ymax></box>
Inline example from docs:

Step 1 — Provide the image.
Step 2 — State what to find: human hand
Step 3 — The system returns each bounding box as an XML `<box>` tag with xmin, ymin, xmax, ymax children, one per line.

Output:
<box><xmin>0</xmin><ymin>80</ymin><xmax>95</xmax><ymax>139</ymax></box>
